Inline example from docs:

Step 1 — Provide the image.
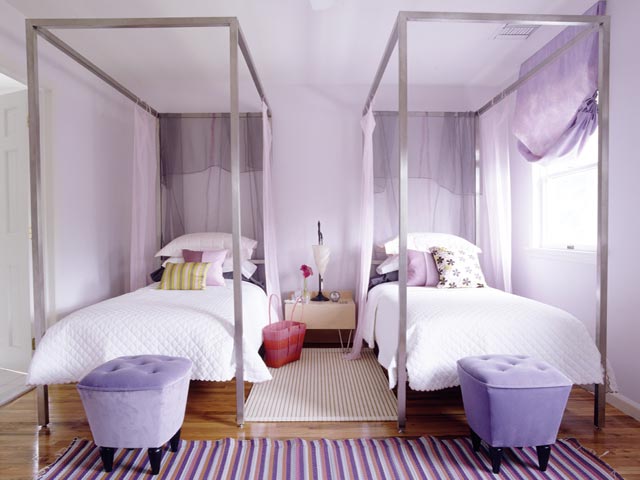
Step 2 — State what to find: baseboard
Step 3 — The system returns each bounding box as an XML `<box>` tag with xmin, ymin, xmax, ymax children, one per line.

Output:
<box><xmin>607</xmin><ymin>392</ymin><xmax>640</xmax><ymax>422</ymax></box>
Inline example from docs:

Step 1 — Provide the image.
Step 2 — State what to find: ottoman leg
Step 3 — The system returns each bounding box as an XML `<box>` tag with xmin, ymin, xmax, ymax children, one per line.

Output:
<box><xmin>470</xmin><ymin>429</ymin><xmax>481</xmax><ymax>452</ymax></box>
<box><xmin>536</xmin><ymin>445</ymin><xmax>552</xmax><ymax>471</ymax></box>
<box><xmin>147</xmin><ymin>447</ymin><xmax>163</xmax><ymax>475</ymax></box>
<box><xmin>99</xmin><ymin>447</ymin><xmax>115</xmax><ymax>472</ymax></box>
<box><xmin>489</xmin><ymin>447</ymin><xmax>503</xmax><ymax>474</ymax></box>
<box><xmin>170</xmin><ymin>428</ymin><xmax>181</xmax><ymax>452</ymax></box>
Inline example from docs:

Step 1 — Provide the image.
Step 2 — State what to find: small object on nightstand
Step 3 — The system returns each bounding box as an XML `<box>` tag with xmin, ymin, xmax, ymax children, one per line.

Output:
<box><xmin>330</xmin><ymin>291</ymin><xmax>341</xmax><ymax>302</ymax></box>
<box><xmin>284</xmin><ymin>291</ymin><xmax>355</xmax><ymax>351</ymax></box>
<box><xmin>311</xmin><ymin>221</ymin><xmax>330</xmax><ymax>302</ymax></box>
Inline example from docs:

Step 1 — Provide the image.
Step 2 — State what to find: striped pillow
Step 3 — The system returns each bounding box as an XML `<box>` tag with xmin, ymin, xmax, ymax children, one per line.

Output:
<box><xmin>158</xmin><ymin>262</ymin><xmax>211</xmax><ymax>290</ymax></box>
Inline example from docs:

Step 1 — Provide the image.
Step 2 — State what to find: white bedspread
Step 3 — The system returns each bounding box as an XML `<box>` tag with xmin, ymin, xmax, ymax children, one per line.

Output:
<box><xmin>364</xmin><ymin>283</ymin><xmax>603</xmax><ymax>391</ymax></box>
<box><xmin>27</xmin><ymin>280</ymin><xmax>272</xmax><ymax>385</ymax></box>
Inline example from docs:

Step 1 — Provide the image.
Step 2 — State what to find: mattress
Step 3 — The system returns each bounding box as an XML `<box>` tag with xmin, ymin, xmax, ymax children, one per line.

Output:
<box><xmin>363</xmin><ymin>283</ymin><xmax>603</xmax><ymax>391</ymax></box>
<box><xmin>27</xmin><ymin>280</ymin><xmax>272</xmax><ymax>385</ymax></box>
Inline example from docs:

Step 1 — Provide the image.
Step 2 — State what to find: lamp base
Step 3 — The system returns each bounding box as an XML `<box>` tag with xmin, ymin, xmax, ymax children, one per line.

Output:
<box><xmin>311</xmin><ymin>292</ymin><xmax>330</xmax><ymax>302</ymax></box>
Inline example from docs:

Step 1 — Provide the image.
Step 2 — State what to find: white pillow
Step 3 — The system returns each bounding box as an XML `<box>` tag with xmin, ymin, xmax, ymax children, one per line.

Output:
<box><xmin>240</xmin><ymin>260</ymin><xmax>258</xmax><ymax>279</ymax></box>
<box><xmin>382</xmin><ymin>233</ymin><xmax>480</xmax><ymax>255</ymax></box>
<box><xmin>161</xmin><ymin>256</ymin><xmax>184</xmax><ymax>267</ymax></box>
<box><xmin>162</xmin><ymin>256</ymin><xmax>258</xmax><ymax>279</ymax></box>
<box><xmin>376</xmin><ymin>255</ymin><xmax>399</xmax><ymax>275</ymax></box>
<box><xmin>155</xmin><ymin>232</ymin><xmax>257</xmax><ymax>261</ymax></box>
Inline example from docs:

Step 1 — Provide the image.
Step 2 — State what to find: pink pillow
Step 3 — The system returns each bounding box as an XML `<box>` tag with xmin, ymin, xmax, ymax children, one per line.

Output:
<box><xmin>407</xmin><ymin>250</ymin><xmax>439</xmax><ymax>287</ymax></box>
<box><xmin>182</xmin><ymin>249</ymin><xmax>227</xmax><ymax>286</ymax></box>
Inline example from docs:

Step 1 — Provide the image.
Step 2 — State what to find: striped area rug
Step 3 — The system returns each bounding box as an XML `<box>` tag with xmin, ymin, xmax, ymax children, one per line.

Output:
<box><xmin>38</xmin><ymin>437</ymin><xmax>622</xmax><ymax>479</ymax></box>
<box><xmin>245</xmin><ymin>348</ymin><xmax>397</xmax><ymax>421</ymax></box>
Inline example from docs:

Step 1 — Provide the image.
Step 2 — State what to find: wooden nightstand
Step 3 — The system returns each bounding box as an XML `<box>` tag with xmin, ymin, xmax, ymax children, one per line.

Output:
<box><xmin>284</xmin><ymin>291</ymin><xmax>355</xmax><ymax>349</ymax></box>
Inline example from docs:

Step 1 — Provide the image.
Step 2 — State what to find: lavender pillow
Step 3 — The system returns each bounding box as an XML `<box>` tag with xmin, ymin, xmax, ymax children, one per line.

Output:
<box><xmin>182</xmin><ymin>249</ymin><xmax>227</xmax><ymax>286</ymax></box>
<box><xmin>407</xmin><ymin>250</ymin><xmax>439</xmax><ymax>287</ymax></box>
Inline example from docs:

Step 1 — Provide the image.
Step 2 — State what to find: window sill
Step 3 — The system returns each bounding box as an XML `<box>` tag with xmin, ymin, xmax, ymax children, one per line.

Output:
<box><xmin>524</xmin><ymin>248</ymin><xmax>596</xmax><ymax>265</ymax></box>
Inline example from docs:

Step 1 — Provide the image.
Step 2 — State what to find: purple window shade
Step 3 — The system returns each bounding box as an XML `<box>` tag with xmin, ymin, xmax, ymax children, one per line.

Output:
<box><xmin>512</xmin><ymin>1</ymin><xmax>605</xmax><ymax>162</ymax></box>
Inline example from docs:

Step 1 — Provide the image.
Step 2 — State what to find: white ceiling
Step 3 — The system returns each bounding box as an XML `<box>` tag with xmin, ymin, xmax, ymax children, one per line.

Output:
<box><xmin>5</xmin><ymin>0</ymin><xmax>597</xmax><ymax>111</ymax></box>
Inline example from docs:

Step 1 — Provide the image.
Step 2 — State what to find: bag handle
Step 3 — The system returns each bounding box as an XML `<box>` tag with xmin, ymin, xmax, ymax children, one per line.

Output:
<box><xmin>268</xmin><ymin>294</ymin><xmax>302</xmax><ymax>324</ymax></box>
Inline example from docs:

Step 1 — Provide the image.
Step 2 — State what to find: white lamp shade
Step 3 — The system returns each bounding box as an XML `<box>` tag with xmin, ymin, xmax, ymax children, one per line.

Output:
<box><xmin>312</xmin><ymin>245</ymin><xmax>331</xmax><ymax>276</ymax></box>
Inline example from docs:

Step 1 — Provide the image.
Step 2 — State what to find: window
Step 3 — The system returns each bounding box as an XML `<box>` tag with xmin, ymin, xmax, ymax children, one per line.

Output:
<box><xmin>532</xmin><ymin>130</ymin><xmax>598</xmax><ymax>251</ymax></box>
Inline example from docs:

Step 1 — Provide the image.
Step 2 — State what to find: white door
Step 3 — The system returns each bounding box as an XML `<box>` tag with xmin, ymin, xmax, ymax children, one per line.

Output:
<box><xmin>0</xmin><ymin>90</ymin><xmax>32</xmax><ymax>373</ymax></box>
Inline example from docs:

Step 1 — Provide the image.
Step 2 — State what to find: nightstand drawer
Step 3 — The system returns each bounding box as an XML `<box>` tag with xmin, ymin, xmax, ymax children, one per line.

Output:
<box><xmin>284</xmin><ymin>291</ymin><xmax>355</xmax><ymax>330</ymax></box>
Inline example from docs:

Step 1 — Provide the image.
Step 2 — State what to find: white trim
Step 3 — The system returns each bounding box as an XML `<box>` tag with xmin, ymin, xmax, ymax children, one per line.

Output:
<box><xmin>607</xmin><ymin>392</ymin><xmax>640</xmax><ymax>422</ymax></box>
<box><xmin>524</xmin><ymin>247</ymin><xmax>596</xmax><ymax>265</ymax></box>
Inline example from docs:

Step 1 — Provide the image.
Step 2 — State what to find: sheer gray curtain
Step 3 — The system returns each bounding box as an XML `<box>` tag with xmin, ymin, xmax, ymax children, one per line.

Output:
<box><xmin>160</xmin><ymin>116</ymin><xmax>264</xmax><ymax>259</ymax></box>
<box><xmin>372</xmin><ymin>113</ymin><xmax>476</xmax><ymax>255</ymax></box>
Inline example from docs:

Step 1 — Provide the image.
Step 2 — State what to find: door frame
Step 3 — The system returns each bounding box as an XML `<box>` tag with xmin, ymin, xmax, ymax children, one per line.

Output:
<box><xmin>0</xmin><ymin>64</ymin><xmax>55</xmax><ymax>348</ymax></box>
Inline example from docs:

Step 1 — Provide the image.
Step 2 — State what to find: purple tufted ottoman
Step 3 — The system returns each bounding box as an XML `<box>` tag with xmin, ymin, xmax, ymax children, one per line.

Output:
<box><xmin>77</xmin><ymin>355</ymin><xmax>192</xmax><ymax>475</ymax></box>
<box><xmin>457</xmin><ymin>354</ymin><xmax>572</xmax><ymax>474</ymax></box>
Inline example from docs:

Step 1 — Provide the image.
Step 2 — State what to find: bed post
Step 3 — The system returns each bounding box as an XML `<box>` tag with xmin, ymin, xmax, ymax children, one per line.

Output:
<box><xmin>474</xmin><ymin>113</ymin><xmax>480</xmax><ymax>245</ymax></box>
<box><xmin>397</xmin><ymin>12</ymin><xmax>409</xmax><ymax>433</ymax></box>
<box><xmin>229</xmin><ymin>19</ymin><xmax>245</xmax><ymax>428</ymax></box>
<box><xmin>26</xmin><ymin>21</ymin><xmax>50</xmax><ymax>427</ymax></box>
<box><xmin>594</xmin><ymin>16</ymin><xmax>610</xmax><ymax>429</ymax></box>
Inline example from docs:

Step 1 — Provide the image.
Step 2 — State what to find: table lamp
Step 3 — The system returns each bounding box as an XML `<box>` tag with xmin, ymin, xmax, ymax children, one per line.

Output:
<box><xmin>311</xmin><ymin>221</ymin><xmax>330</xmax><ymax>302</ymax></box>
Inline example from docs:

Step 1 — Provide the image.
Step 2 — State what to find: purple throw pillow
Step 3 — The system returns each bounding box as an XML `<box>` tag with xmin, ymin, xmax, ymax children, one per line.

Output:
<box><xmin>182</xmin><ymin>249</ymin><xmax>227</xmax><ymax>286</ymax></box>
<box><xmin>407</xmin><ymin>250</ymin><xmax>439</xmax><ymax>287</ymax></box>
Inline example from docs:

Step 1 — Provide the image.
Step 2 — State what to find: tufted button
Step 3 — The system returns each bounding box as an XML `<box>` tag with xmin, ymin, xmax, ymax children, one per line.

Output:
<box><xmin>457</xmin><ymin>354</ymin><xmax>571</xmax><ymax>388</ymax></box>
<box><xmin>78</xmin><ymin>355</ymin><xmax>192</xmax><ymax>391</ymax></box>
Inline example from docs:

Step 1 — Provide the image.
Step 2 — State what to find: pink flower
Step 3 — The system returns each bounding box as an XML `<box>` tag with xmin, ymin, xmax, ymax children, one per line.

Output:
<box><xmin>300</xmin><ymin>264</ymin><xmax>313</xmax><ymax>278</ymax></box>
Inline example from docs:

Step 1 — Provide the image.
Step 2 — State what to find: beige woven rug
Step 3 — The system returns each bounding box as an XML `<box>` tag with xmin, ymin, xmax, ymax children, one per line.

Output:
<box><xmin>245</xmin><ymin>348</ymin><xmax>397</xmax><ymax>422</ymax></box>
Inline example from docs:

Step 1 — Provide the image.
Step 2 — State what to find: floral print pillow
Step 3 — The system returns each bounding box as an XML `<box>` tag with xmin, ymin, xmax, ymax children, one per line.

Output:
<box><xmin>429</xmin><ymin>246</ymin><xmax>486</xmax><ymax>289</ymax></box>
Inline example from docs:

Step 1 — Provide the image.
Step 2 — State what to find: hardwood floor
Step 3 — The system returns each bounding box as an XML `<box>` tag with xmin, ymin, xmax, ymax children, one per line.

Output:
<box><xmin>1</xmin><ymin>382</ymin><xmax>639</xmax><ymax>479</ymax></box>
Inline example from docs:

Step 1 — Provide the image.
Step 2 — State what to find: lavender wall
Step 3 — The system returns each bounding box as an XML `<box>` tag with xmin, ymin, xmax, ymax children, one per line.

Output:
<box><xmin>510</xmin><ymin>142</ymin><xmax>597</xmax><ymax>335</ymax></box>
<box><xmin>269</xmin><ymin>83</ymin><xmax>494</xmax><ymax>295</ymax></box>
<box><xmin>606</xmin><ymin>0</ymin><xmax>640</xmax><ymax>409</ymax></box>
<box><xmin>0</xmin><ymin>2</ymin><xmax>135</xmax><ymax>323</ymax></box>
<box><xmin>511</xmin><ymin>0</ymin><xmax>640</xmax><ymax>410</ymax></box>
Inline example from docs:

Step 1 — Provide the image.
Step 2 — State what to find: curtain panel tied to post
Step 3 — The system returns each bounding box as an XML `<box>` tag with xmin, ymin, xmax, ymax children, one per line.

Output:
<box><xmin>261</xmin><ymin>102</ymin><xmax>282</xmax><ymax>319</ymax></box>
<box><xmin>130</xmin><ymin>106</ymin><xmax>159</xmax><ymax>291</ymax></box>
<box><xmin>478</xmin><ymin>97</ymin><xmax>514</xmax><ymax>292</ymax></box>
<box><xmin>346</xmin><ymin>108</ymin><xmax>376</xmax><ymax>360</ymax></box>
<box><xmin>512</xmin><ymin>1</ymin><xmax>605</xmax><ymax>162</ymax></box>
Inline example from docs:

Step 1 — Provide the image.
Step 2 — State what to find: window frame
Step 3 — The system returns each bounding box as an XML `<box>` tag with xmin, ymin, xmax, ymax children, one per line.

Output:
<box><xmin>531</xmin><ymin>135</ymin><xmax>599</xmax><ymax>254</ymax></box>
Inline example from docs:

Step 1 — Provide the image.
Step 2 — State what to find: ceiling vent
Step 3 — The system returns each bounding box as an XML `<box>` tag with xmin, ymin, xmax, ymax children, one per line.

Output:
<box><xmin>494</xmin><ymin>24</ymin><xmax>540</xmax><ymax>40</ymax></box>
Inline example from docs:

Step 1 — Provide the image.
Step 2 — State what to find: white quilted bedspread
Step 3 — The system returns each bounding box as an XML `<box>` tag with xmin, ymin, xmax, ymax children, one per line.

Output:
<box><xmin>364</xmin><ymin>283</ymin><xmax>603</xmax><ymax>391</ymax></box>
<box><xmin>27</xmin><ymin>280</ymin><xmax>272</xmax><ymax>385</ymax></box>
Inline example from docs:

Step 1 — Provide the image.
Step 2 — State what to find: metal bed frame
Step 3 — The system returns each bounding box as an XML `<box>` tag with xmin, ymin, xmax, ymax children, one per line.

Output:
<box><xmin>25</xmin><ymin>17</ymin><xmax>271</xmax><ymax>428</ymax></box>
<box><xmin>362</xmin><ymin>11</ymin><xmax>610</xmax><ymax>431</ymax></box>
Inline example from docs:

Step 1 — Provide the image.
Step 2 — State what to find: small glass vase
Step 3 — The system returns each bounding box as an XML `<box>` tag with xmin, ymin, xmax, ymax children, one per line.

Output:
<box><xmin>302</xmin><ymin>277</ymin><xmax>310</xmax><ymax>304</ymax></box>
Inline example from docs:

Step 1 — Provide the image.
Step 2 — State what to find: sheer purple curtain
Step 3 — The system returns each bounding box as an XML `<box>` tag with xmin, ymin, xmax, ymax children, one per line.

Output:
<box><xmin>513</xmin><ymin>1</ymin><xmax>605</xmax><ymax>162</ymax></box>
<box><xmin>346</xmin><ymin>109</ymin><xmax>375</xmax><ymax>360</ymax></box>
<box><xmin>160</xmin><ymin>114</ymin><xmax>267</xmax><ymax>283</ymax></box>
<box><xmin>371</xmin><ymin>112</ymin><xmax>476</xmax><ymax>251</ymax></box>
<box><xmin>478</xmin><ymin>97</ymin><xmax>514</xmax><ymax>292</ymax></box>
<box><xmin>129</xmin><ymin>106</ymin><xmax>159</xmax><ymax>291</ymax></box>
<box><xmin>261</xmin><ymin>102</ymin><xmax>282</xmax><ymax>319</ymax></box>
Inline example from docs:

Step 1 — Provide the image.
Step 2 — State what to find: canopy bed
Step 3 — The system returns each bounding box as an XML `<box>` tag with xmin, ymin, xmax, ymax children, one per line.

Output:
<box><xmin>349</xmin><ymin>8</ymin><xmax>610</xmax><ymax>431</ymax></box>
<box><xmin>25</xmin><ymin>17</ymin><xmax>277</xmax><ymax>427</ymax></box>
